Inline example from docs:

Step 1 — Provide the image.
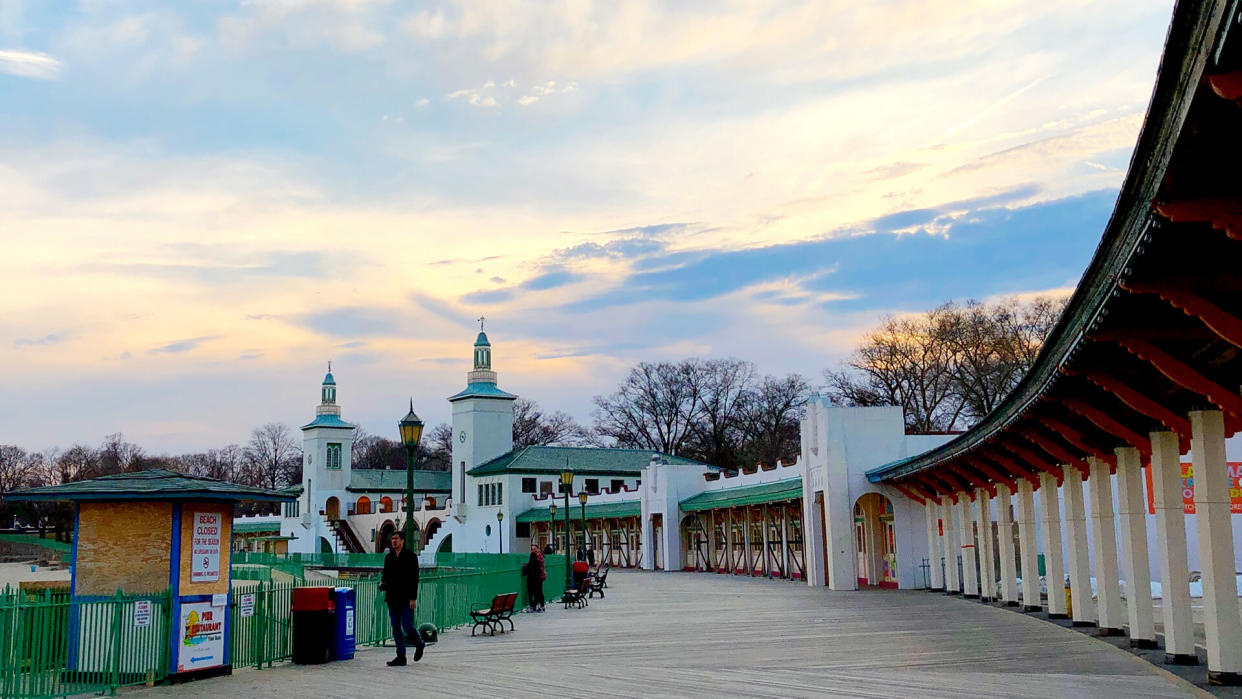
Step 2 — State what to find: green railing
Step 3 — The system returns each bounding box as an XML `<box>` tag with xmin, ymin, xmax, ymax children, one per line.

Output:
<box><xmin>0</xmin><ymin>553</ymin><xmax>567</xmax><ymax>697</ymax></box>
<box><xmin>0</xmin><ymin>587</ymin><xmax>171</xmax><ymax>698</ymax></box>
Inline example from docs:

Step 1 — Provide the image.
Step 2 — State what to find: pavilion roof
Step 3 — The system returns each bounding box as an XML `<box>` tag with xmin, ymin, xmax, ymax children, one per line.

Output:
<box><xmin>867</xmin><ymin>1</ymin><xmax>1242</xmax><ymax>502</ymax></box>
<box><xmin>468</xmin><ymin>446</ymin><xmax>705</xmax><ymax>477</ymax></box>
<box><xmin>8</xmin><ymin>469</ymin><xmax>296</xmax><ymax>503</ymax></box>
<box><xmin>346</xmin><ymin>468</ymin><xmax>452</xmax><ymax>493</ymax></box>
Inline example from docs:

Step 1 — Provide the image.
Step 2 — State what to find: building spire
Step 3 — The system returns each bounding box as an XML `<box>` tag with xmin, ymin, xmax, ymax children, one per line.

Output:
<box><xmin>318</xmin><ymin>364</ymin><xmax>340</xmax><ymax>415</ymax></box>
<box><xmin>478</xmin><ymin>315</ymin><xmax>485</xmax><ymax>331</ymax></box>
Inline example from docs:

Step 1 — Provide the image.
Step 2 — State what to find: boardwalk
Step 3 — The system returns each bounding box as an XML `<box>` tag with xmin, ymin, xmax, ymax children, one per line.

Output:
<box><xmin>139</xmin><ymin>571</ymin><xmax>1200</xmax><ymax>698</ymax></box>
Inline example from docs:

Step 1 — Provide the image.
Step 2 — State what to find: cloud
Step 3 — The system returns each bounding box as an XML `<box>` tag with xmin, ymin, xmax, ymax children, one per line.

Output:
<box><xmin>459</xmin><ymin>289</ymin><xmax>513</xmax><ymax>305</ymax></box>
<box><xmin>294</xmin><ymin>307</ymin><xmax>400</xmax><ymax>338</ymax></box>
<box><xmin>0</xmin><ymin>49</ymin><xmax>61</xmax><ymax>79</ymax></box>
<box><xmin>15</xmin><ymin>333</ymin><xmax>65</xmax><ymax>347</ymax></box>
<box><xmin>447</xmin><ymin>80</ymin><xmax>498</xmax><ymax>107</ymax></box>
<box><xmin>148</xmin><ymin>336</ymin><xmax>217</xmax><ymax>354</ymax></box>
<box><xmin>519</xmin><ymin>268</ymin><xmax>581</xmax><ymax>291</ymax></box>
<box><xmin>564</xmin><ymin>189</ymin><xmax>1114</xmax><ymax>312</ymax></box>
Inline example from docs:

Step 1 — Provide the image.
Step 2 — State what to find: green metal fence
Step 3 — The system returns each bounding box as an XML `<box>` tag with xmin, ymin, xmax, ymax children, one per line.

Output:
<box><xmin>0</xmin><ymin>588</ymin><xmax>171</xmax><ymax>698</ymax></box>
<box><xmin>0</xmin><ymin>553</ymin><xmax>567</xmax><ymax>697</ymax></box>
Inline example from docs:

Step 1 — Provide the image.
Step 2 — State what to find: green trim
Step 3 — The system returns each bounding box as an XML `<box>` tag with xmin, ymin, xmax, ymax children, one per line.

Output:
<box><xmin>679</xmin><ymin>479</ymin><xmax>802</xmax><ymax>512</ymax></box>
<box><xmin>515</xmin><ymin>500</ymin><xmax>640</xmax><ymax>523</ymax></box>
<box><xmin>233</xmin><ymin>521</ymin><xmax>281</xmax><ymax>534</ymax></box>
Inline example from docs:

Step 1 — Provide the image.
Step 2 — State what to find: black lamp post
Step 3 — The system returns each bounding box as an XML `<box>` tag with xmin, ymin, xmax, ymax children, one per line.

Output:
<box><xmin>560</xmin><ymin>469</ymin><xmax>573</xmax><ymax>590</ymax></box>
<box><xmin>398</xmin><ymin>399</ymin><xmax>425</xmax><ymax>546</ymax></box>
<box><xmin>496</xmin><ymin>511</ymin><xmax>504</xmax><ymax>554</ymax></box>
<box><xmin>578</xmin><ymin>491</ymin><xmax>588</xmax><ymax>557</ymax></box>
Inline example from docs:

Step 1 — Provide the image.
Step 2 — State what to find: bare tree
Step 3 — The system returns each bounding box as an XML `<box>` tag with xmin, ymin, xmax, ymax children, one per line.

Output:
<box><xmin>179</xmin><ymin>445</ymin><xmax>245</xmax><ymax>481</ymax></box>
<box><xmin>741</xmin><ymin>374</ymin><xmax>810</xmax><ymax>468</ymax></box>
<box><xmin>96</xmin><ymin>433</ymin><xmax>145</xmax><ymax>476</ymax></box>
<box><xmin>686</xmin><ymin>359</ymin><xmax>756</xmax><ymax>471</ymax></box>
<box><xmin>243</xmin><ymin>423</ymin><xmax>301</xmax><ymax>489</ymax></box>
<box><xmin>593</xmin><ymin>360</ymin><xmax>704</xmax><ymax>455</ymax></box>
<box><xmin>825</xmin><ymin>296</ymin><xmax>1066</xmax><ymax>433</ymax></box>
<box><xmin>0</xmin><ymin>446</ymin><xmax>42</xmax><ymax>528</ymax></box>
<box><xmin>513</xmin><ymin>398</ymin><xmax>589</xmax><ymax>448</ymax></box>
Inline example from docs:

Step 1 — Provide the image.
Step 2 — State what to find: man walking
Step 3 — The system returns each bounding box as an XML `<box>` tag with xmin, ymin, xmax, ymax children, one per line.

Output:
<box><xmin>382</xmin><ymin>531</ymin><xmax>425</xmax><ymax>666</ymax></box>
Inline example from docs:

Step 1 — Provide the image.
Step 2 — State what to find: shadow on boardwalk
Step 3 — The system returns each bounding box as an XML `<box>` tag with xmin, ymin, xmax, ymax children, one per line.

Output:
<box><xmin>131</xmin><ymin>571</ymin><xmax>1202</xmax><ymax>698</ymax></box>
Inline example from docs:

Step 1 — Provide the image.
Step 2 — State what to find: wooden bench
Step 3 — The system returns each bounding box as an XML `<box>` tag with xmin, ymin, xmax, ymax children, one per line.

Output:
<box><xmin>470</xmin><ymin>592</ymin><xmax>518</xmax><ymax>636</ymax></box>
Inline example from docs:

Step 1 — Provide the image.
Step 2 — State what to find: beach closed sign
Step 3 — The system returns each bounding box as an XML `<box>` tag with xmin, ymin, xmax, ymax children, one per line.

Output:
<box><xmin>191</xmin><ymin>511</ymin><xmax>222</xmax><ymax>583</ymax></box>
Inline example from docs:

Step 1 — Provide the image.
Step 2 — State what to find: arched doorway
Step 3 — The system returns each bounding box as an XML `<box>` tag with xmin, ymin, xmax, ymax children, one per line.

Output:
<box><xmin>377</xmin><ymin>519</ymin><xmax>395</xmax><ymax>553</ymax></box>
<box><xmin>356</xmin><ymin>496</ymin><xmax>371</xmax><ymax>515</ymax></box>
<box><xmin>853</xmin><ymin>492</ymin><xmax>897</xmax><ymax>588</ymax></box>
<box><xmin>325</xmin><ymin>496</ymin><xmax>340</xmax><ymax>520</ymax></box>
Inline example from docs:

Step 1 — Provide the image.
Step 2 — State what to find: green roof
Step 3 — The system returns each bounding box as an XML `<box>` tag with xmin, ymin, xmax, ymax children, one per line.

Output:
<box><xmin>233</xmin><ymin>521</ymin><xmax>281</xmax><ymax>534</ymax></box>
<box><xmin>468</xmin><ymin>446</ymin><xmax>705</xmax><ymax>477</ymax></box>
<box><xmin>515</xmin><ymin>500</ymin><xmax>641</xmax><ymax>523</ymax></box>
<box><xmin>301</xmin><ymin>414</ymin><xmax>355</xmax><ymax>430</ymax></box>
<box><xmin>7</xmin><ymin>469</ymin><xmax>296</xmax><ymax>503</ymax></box>
<box><xmin>347</xmin><ymin>468</ymin><xmax>452</xmax><ymax>493</ymax></box>
<box><xmin>679</xmin><ymin>479</ymin><xmax>802</xmax><ymax>512</ymax></box>
<box><xmin>447</xmin><ymin>382</ymin><xmax>517</xmax><ymax>402</ymax></box>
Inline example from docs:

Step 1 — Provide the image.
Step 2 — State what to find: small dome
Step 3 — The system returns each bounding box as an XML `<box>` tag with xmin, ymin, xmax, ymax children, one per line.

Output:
<box><xmin>475</xmin><ymin>331</ymin><xmax>490</xmax><ymax>347</ymax></box>
<box><xmin>322</xmin><ymin>372</ymin><xmax>336</xmax><ymax>385</ymax></box>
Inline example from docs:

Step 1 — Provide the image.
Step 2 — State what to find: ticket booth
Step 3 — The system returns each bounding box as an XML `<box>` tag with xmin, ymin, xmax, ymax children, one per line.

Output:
<box><xmin>9</xmin><ymin>469</ymin><xmax>294</xmax><ymax>683</ymax></box>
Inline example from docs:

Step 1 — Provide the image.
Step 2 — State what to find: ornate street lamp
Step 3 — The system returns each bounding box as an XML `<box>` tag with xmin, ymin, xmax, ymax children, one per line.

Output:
<box><xmin>398</xmin><ymin>399</ymin><xmax>424</xmax><ymax>546</ymax></box>
<box><xmin>496</xmin><ymin>511</ymin><xmax>505</xmax><ymax>554</ymax></box>
<box><xmin>578</xmin><ymin>491</ymin><xmax>589</xmax><ymax>558</ymax></box>
<box><xmin>560</xmin><ymin>469</ymin><xmax>573</xmax><ymax>590</ymax></box>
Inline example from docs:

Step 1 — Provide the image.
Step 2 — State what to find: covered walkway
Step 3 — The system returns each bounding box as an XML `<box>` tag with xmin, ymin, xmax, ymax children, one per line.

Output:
<box><xmin>139</xmin><ymin>571</ymin><xmax>1197</xmax><ymax>698</ymax></box>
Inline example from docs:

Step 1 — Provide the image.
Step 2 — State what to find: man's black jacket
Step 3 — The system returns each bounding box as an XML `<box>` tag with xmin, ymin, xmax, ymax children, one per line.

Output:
<box><xmin>382</xmin><ymin>547</ymin><xmax>420</xmax><ymax>610</ymax></box>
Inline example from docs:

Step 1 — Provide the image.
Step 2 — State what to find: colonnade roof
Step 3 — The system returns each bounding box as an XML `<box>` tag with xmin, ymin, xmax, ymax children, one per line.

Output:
<box><xmin>680</xmin><ymin>478</ymin><xmax>803</xmax><ymax>512</ymax></box>
<box><xmin>867</xmin><ymin>1</ymin><xmax>1242</xmax><ymax>500</ymax></box>
<box><xmin>515</xmin><ymin>501</ymin><xmax>641</xmax><ymax>523</ymax></box>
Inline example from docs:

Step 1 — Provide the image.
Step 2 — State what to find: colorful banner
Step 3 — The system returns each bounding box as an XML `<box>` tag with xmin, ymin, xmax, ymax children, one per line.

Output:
<box><xmin>177</xmin><ymin>601</ymin><xmax>225</xmax><ymax>672</ymax></box>
<box><xmin>1144</xmin><ymin>462</ymin><xmax>1242</xmax><ymax>515</ymax></box>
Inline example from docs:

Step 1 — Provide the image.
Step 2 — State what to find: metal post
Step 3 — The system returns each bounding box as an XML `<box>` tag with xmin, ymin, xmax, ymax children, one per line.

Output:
<box><xmin>564</xmin><ymin>486</ymin><xmax>571</xmax><ymax>590</ymax></box>
<box><xmin>404</xmin><ymin>445</ymin><xmax>416</xmax><ymax>544</ymax></box>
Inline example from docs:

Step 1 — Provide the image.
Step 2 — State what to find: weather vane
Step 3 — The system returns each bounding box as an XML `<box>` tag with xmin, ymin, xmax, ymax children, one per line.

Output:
<box><xmin>478</xmin><ymin>315</ymin><xmax>486</xmax><ymax>331</ymax></box>
<box><xmin>327</xmin><ymin>360</ymin><xmax>332</xmax><ymax>372</ymax></box>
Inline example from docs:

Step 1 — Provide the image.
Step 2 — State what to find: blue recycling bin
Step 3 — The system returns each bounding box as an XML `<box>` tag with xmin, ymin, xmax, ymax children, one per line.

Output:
<box><xmin>331</xmin><ymin>587</ymin><xmax>356</xmax><ymax>661</ymax></box>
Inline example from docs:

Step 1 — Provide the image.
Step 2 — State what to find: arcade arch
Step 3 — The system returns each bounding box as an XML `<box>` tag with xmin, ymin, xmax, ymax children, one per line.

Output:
<box><xmin>853</xmin><ymin>492</ymin><xmax>897</xmax><ymax>588</ymax></box>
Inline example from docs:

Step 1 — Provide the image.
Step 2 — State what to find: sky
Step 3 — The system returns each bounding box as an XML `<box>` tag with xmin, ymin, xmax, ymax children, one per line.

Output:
<box><xmin>1</xmin><ymin>0</ymin><xmax>1178</xmax><ymax>453</ymax></box>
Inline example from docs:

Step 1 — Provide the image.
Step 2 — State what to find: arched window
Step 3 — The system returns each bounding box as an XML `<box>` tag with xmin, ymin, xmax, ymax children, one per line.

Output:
<box><xmin>357</xmin><ymin>496</ymin><xmax>371</xmax><ymax>515</ymax></box>
<box><xmin>380</xmin><ymin>496</ymin><xmax>393</xmax><ymax>513</ymax></box>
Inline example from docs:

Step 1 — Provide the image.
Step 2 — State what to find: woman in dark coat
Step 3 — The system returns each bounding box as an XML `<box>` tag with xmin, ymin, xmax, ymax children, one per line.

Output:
<box><xmin>526</xmin><ymin>544</ymin><xmax>547</xmax><ymax>612</ymax></box>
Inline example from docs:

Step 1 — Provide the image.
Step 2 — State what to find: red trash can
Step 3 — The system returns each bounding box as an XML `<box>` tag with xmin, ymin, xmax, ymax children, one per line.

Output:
<box><xmin>292</xmin><ymin>587</ymin><xmax>335</xmax><ymax>664</ymax></box>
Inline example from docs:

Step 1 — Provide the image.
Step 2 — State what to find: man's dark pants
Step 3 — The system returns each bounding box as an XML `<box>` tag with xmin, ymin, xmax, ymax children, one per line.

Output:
<box><xmin>389</xmin><ymin>605</ymin><xmax>425</xmax><ymax>658</ymax></box>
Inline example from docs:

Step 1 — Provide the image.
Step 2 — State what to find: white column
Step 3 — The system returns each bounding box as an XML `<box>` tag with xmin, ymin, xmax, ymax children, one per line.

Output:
<box><xmin>1190</xmin><ymin>410</ymin><xmax>1242</xmax><ymax>682</ymax></box>
<box><xmin>996</xmin><ymin>483</ymin><xmax>1019</xmax><ymax>606</ymax></box>
<box><xmin>1039</xmin><ymin>471</ymin><xmax>1068</xmax><ymax>617</ymax></box>
<box><xmin>1062</xmin><ymin>463</ymin><xmax>1096</xmax><ymax>626</ymax></box>
<box><xmin>975</xmin><ymin>488</ymin><xmax>996</xmax><ymax>602</ymax></box>
<box><xmin>1115</xmin><ymin>446</ymin><xmax>1156</xmax><ymax>648</ymax></box>
<box><xmin>1149</xmin><ymin>431</ymin><xmax>1196</xmax><ymax>664</ymax></box>
<box><xmin>958</xmin><ymin>496</ymin><xmax>978</xmax><ymax>598</ymax></box>
<box><xmin>1017</xmin><ymin>479</ymin><xmax>1041</xmax><ymax>611</ymax></box>
<box><xmin>1087</xmin><ymin>456</ymin><xmax>1124</xmax><ymax>635</ymax></box>
<box><xmin>926</xmin><ymin>501</ymin><xmax>945</xmax><ymax>590</ymax></box>
<box><xmin>943</xmin><ymin>499</ymin><xmax>961</xmax><ymax>594</ymax></box>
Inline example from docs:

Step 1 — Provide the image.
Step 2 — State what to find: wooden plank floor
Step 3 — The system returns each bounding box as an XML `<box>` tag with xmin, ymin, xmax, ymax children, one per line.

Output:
<box><xmin>135</xmin><ymin>571</ymin><xmax>1201</xmax><ymax>698</ymax></box>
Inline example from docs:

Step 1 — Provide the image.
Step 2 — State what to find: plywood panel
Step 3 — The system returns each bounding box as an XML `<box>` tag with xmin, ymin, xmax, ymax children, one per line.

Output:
<box><xmin>76</xmin><ymin>502</ymin><xmax>172</xmax><ymax>596</ymax></box>
<box><xmin>179</xmin><ymin>503</ymin><xmax>233</xmax><ymax>596</ymax></box>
